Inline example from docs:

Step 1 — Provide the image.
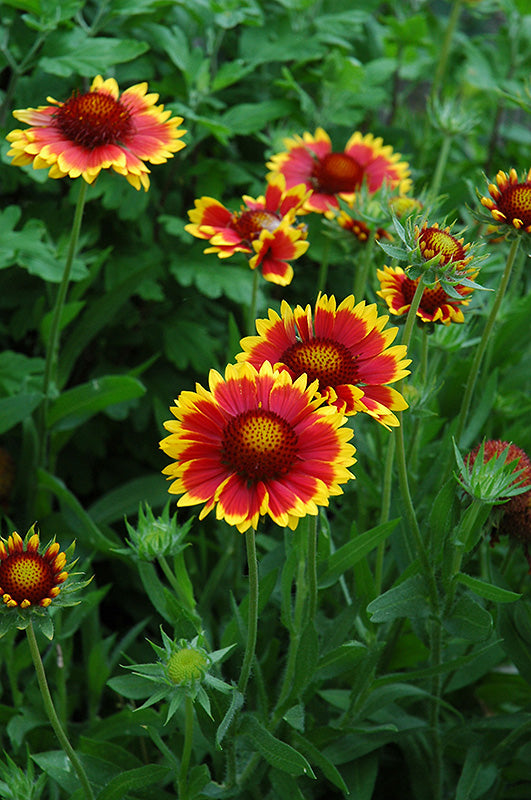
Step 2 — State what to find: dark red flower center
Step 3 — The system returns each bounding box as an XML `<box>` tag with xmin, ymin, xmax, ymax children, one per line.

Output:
<box><xmin>232</xmin><ymin>210</ymin><xmax>281</xmax><ymax>242</ymax></box>
<box><xmin>0</xmin><ymin>552</ymin><xmax>56</xmax><ymax>605</ymax></box>
<box><xmin>54</xmin><ymin>90</ymin><xmax>133</xmax><ymax>149</ymax></box>
<box><xmin>281</xmin><ymin>338</ymin><xmax>358</xmax><ymax>388</ymax></box>
<box><xmin>418</xmin><ymin>228</ymin><xmax>466</xmax><ymax>265</ymax></box>
<box><xmin>221</xmin><ymin>408</ymin><xmax>298</xmax><ymax>483</ymax></box>
<box><xmin>311</xmin><ymin>152</ymin><xmax>364</xmax><ymax>195</ymax></box>
<box><xmin>402</xmin><ymin>277</ymin><xmax>454</xmax><ymax>314</ymax></box>
<box><xmin>496</xmin><ymin>184</ymin><xmax>531</xmax><ymax>227</ymax></box>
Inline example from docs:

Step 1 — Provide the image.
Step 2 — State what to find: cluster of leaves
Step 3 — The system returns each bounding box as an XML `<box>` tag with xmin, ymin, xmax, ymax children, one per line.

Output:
<box><xmin>1</xmin><ymin>0</ymin><xmax>531</xmax><ymax>798</ymax></box>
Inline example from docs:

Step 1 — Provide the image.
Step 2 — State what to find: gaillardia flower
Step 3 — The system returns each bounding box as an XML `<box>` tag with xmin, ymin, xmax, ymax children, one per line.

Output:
<box><xmin>160</xmin><ymin>361</ymin><xmax>356</xmax><ymax>532</ymax></box>
<box><xmin>415</xmin><ymin>222</ymin><xmax>473</xmax><ymax>268</ymax></box>
<box><xmin>6</xmin><ymin>75</ymin><xmax>186</xmax><ymax>190</ymax></box>
<box><xmin>480</xmin><ymin>169</ymin><xmax>531</xmax><ymax>234</ymax></box>
<box><xmin>377</xmin><ymin>265</ymin><xmax>477</xmax><ymax>325</ymax></box>
<box><xmin>335</xmin><ymin>210</ymin><xmax>391</xmax><ymax>244</ymax></box>
<box><xmin>236</xmin><ymin>295</ymin><xmax>411</xmax><ymax>429</ymax></box>
<box><xmin>185</xmin><ymin>175</ymin><xmax>309</xmax><ymax>286</ymax></box>
<box><xmin>267</xmin><ymin>127</ymin><xmax>410</xmax><ymax>214</ymax></box>
<box><xmin>0</xmin><ymin>531</ymin><xmax>68</xmax><ymax>609</ymax></box>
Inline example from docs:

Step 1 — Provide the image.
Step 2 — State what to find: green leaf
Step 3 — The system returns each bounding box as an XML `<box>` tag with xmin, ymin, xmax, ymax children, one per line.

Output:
<box><xmin>443</xmin><ymin>593</ymin><xmax>493</xmax><ymax>642</ymax></box>
<box><xmin>96</xmin><ymin>765</ymin><xmax>170</xmax><ymax>800</ymax></box>
<box><xmin>456</xmin><ymin>573</ymin><xmax>522</xmax><ymax>603</ymax></box>
<box><xmin>367</xmin><ymin>574</ymin><xmax>430</xmax><ymax>623</ymax></box>
<box><xmin>0</xmin><ymin>393</ymin><xmax>42</xmax><ymax>434</ymax></box>
<box><xmin>107</xmin><ymin>673</ymin><xmax>160</xmax><ymax>700</ymax></box>
<box><xmin>291</xmin><ymin>731</ymin><xmax>350</xmax><ymax>794</ymax></box>
<box><xmin>215</xmin><ymin>688</ymin><xmax>244</xmax><ymax>749</ymax></box>
<box><xmin>429</xmin><ymin>479</ymin><xmax>460</xmax><ymax>557</ymax></box>
<box><xmin>316</xmin><ymin>642</ymin><xmax>367</xmax><ymax>679</ymax></box>
<box><xmin>88</xmin><ymin>475</ymin><xmax>170</xmax><ymax>524</ymax></box>
<box><xmin>319</xmin><ymin>519</ymin><xmax>398</xmax><ymax>587</ymax></box>
<box><xmin>39</xmin><ymin>31</ymin><xmax>148</xmax><ymax>77</ymax></box>
<box><xmin>220</xmin><ymin>99</ymin><xmax>294</xmax><ymax>135</ymax></box>
<box><xmin>47</xmin><ymin>375</ymin><xmax>145</xmax><ymax>431</ymax></box>
<box><xmin>455</xmin><ymin>745</ymin><xmax>498</xmax><ymax>800</ymax></box>
<box><xmin>292</xmin><ymin>623</ymin><xmax>319</xmax><ymax>697</ymax></box>
<box><xmin>497</xmin><ymin>605</ymin><xmax>531</xmax><ymax>685</ymax></box>
<box><xmin>239</xmin><ymin>715</ymin><xmax>316</xmax><ymax>778</ymax></box>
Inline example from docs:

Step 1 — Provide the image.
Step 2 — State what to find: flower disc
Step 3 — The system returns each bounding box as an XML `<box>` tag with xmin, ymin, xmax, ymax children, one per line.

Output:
<box><xmin>0</xmin><ymin>553</ymin><xmax>55</xmax><ymax>606</ymax></box>
<box><xmin>311</xmin><ymin>152</ymin><xmax>363</xmax><ymax>194</ymax></box>
<box><xmin>282</xmin><ymin>339</ymin><xmax>358</xmax><ymax>388</ymax></box>
<box><xmin>55</xmin><ymin>90</ymin><xmax>132</xmax><ymax>148</ymax></box>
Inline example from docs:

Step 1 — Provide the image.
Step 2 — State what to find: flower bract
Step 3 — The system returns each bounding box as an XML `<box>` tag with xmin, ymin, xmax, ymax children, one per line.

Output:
<box><xmin>479</xmin><ymin>168</ymin><xmax>531</xmax><ymax>234</ymax></box>
<box><xmin>236</xmin><ymin>295</ymin><xmax>411</xmax><ymax>429</ymax></box>
<box><xmin>185</xmin><ymin>174</ymin><xmax>309</xmax><ymax>285</ymax></box>
<box><xmin>377</xmin><ymin>265</ymin><xmax>477</xmax><ymax>325</ymax></box>
<box><xmin>6</xmin><ymin>75</ymin><xmax>186</xmax><ymax>190</ymax></box>
<box><xmin>160</xmin><ymin>361</ymin><xmax>356</xmax><ymax>532</ymax></box>
<box><xmin>267</xmin><ymin>127</ymin><xmax>410</xmax><ymax>214</ymax></box>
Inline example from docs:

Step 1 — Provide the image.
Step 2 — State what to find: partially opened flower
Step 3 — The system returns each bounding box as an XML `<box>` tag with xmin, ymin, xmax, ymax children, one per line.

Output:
<box><xmin>237</xmin><ymin>295</ymin><xmax>411</xmax><ymax>429</ymax></box>
<box><xmin>6</xmin><ymin>75</ymin><xmax>186</xmax><ymax>190</ymax></box>
<box><xmin>267</xmin><ymin>127</ymin><xmax>410</xmax><ymax>214</ymax></box>
<box><xmin>377</xmin><ymin>265</ymin><xmax>477</xmax><ymax>325</ymax></box>
<box><xmin>479</xmin><ymin>169</ymin><xmax>531</xmax><ymax>234</ymax></box>
<box><xmin>160</xmin><ymin>361</ymin><xmax>356</xmax><ymax>532</ymax></box>
<box><xmin>185</xmin><ymin>175</ymin><xmax>309</xmax><ymax>286</ymax></box>
<box><xmin>416</xmin><ymin>222</ymin><xmax>473</xmax><ymax>268</ymax></box>
<box><xmin>334</xmin><ymin>210</ymin><xmax>392</xmax><ymax>245</ymax></box>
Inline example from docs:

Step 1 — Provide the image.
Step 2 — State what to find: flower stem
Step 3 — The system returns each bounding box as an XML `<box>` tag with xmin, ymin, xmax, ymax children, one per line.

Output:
<box><xmin>316</xmin><ymin>237</ymin><xmax>330</xmax><ymax>295</ymax></box>
<box><xmin>455</xmin><ymin>237</ymin><xmax>521</xmax><ymax>445</ymax></box>
<box><xmin>429</xmin><ymin>0</ymin><xmax>464</xmax><ymax>103</ymax></box>
<box><xmin>237</xmin><ymin>528</ymin><xmax>259</xmax><ymax>695</ymax></box>
<box><xmin>307</xmin><ymin>514</ymin><xmax>318</xmax><ymax>621</ymax></box>
<box><xmin>246</xmin><ymin>268</ymin><xmax>260</xmax><ymax>335</ymax></box>
<box><xmin>178</xmin><ymin>694</ymin><xmax>195</xmax><ymax>799</ymax></box>
<box><xmin>37</xmin><ymin>180</ymin><xmax>89</xmax><ymax>469</ymax></box>
<box><xmin>26</xmin><ymin>620</ymin><xmax>94</xmax><ymax>800</ymax></box>
<box><xmin>375</xmin><ymin>433</ymin><xmax>395</xmax><ymax>595</ymax></box>
<box><xmin>353</xmin><ymin>232</ymin><xmax>376</xmax><ymax>300</ymax></box>
<box><xmin>429</xmin><ymin>134</ymin><xmax>453</xmax><ymax>202</ymax></box>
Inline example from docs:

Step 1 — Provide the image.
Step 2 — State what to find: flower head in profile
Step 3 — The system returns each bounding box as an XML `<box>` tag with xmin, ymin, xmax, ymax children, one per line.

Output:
<box><xmin>6</xmin><ymin>75</ymin><xmax>186</xmax><ymax>190</ymax></box>
<box><xmin>479</xmin><ymin>169</ymin><xmax>531</xmax><ymax>235</ymax></box>
<box><xmin>460</xmin><ymin>439</ymin><xmax>531</xmax><ymax>570</ymax></box>
<box><xmin>0</xmin><ymin>526</ymin><xmax>86</xmax><ymax>637</ymax></box>
<box><xmin>185</xmin><ymin>175</ymin><xmax>309</xmax><ymax>286</ymax></box>
<box><xmin>160</xmin><ymin>361</ymin><xmax>356</xmax><ymax>532</ymax></box>
<box><xmin>123</xmin><ymin>628</ymin><xmax>235</xmax><ymax>723</ymax></box>
<box><xmin>267</xmin><ymin>127</ymin><xmax>410</xmax><ymax>214</ymax></box>
<box><xmin>237</xmin><ymin>295</ymin><xmax>411</xmax><ymax>429</ymax></box>
<box><xmin>377</xmin><ymin>265</ymin><xmax>477</xmax><ymax>325</ymax></box>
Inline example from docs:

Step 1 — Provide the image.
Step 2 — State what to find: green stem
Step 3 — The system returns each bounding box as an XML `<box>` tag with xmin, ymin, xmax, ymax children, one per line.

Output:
<box><xmin>307</xmin><ymin>515</ymin><xmax>318</xmax><ymax>621</ymax></box>
<box><xmin>353</xmin><ymin>233</ymin><xmax>376</xmax><ymax>300</ymax></box>
<box><xmin>237</xmin><ymin>529</ymin><xmax>259</xmax><ymax>695</ymax></box>
<box><xmin>247</xmin><ymin>268</ymin><xmax>260</xmax><ymax>335</ymax></box>
<box><xmin>455</xmin><ymin>237</ymin><xmax>521</xmax><ymax>445</ymax></box>
<box><xmin>429</xmin><ymin>134</ymin><xmax>453</xmax><ymax>201</ymax></box>
<box><xmin>375</xmin><ymin>434</ymin><xmax>395</xmax><ymax>595</ymax></box>
<box><xmin>178</xmin><ymin>694</ymin><xmax>195</xmax><ymax>799</ymax></box>
<box><xmin>316</xmin><ymin>237</ymin><xmax>330</xmax><ymax>295</ymax></box>
<box><xmin>429</xmin><ymin>0</ymin><xmax>464</xmax><ymax>102</ymax></box>
<box><xmin>26</xmin><ymin>621</ymin><xmax>94</xmax><ymax>800</ymax></box>
<box><xmin>37</xmin><ymin>180</ymin><xmax>89</xmax><ymax>468</ymax></box>
<box><xmin>429</xmin><ymin>621</ymin><xmax>444</xmax><ymax>800</ymax></box>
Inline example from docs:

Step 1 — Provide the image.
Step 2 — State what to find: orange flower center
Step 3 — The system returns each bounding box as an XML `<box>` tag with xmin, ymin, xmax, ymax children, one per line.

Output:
<box><xmin>282</xmin><ymin>339</ymin><xmax>358</xmax><ymax>388</ymax></box>
<box><xmin>0</xmin><ymin>552</ymin><xmax>55</xmax><ymax>605</ymax></box>
<box><xmin>402</xmin><ymin>277</ymin><xmax>453</xmax><ymax>314</ymax></box>
<box><xmin>311</xmin><ymin>152</ymin><xmax>363</xmax><ymax>195</ymax></box>
<box><xmin>221</xmin><ymin>409</ymin><xmax>298</xmax><ymax>482</ymax></box>
<box><xmin>497</xmin><ymin>184</ymin><xmax>531</xmax><ymax>227</ymax></box>
<box><xmin>232</xmin><ymin>210</ymin><xmax>281</xmax><ymax>241</ymax></box>
<box><xmin>54</xmin><ymin>90</ymin><xmax>133</xmax><ymax>149</ymax></box>
<box><xmin>418</xmin><ymin>228</ymin><xmax>466</xmax><ymax>265</ymax></box>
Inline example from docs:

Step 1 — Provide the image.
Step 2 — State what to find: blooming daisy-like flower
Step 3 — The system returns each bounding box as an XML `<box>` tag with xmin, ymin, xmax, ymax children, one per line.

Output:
<box><xmin>266</xmin><ymin>127</ymin><xmax>411</xmax><ymax>214</ymax></box>
<box><xmin>236</xmin><ymin>295</ymin><xmax>411</xmax><ymax>429</ymax></box>
<box><xmin>160</xmin><ymin>361</ymin><xmax>356</xmax><ymax>532</ymax></box>
<box><xmin>480</xmin><ymin>169</ymin><xmax>531</xmax><ymax>234</ymax></box>
<box><xmin>185</xmin><ymin>175</ymin><xmax>309</xmax><ymax>286</ymax></box>
<box><xmin>0</xmin><ymin>531</ymin><xmax>68</xmax><ymax>609</ymax></box>
<box><xmin>377</xmin><ymin>265</ymin><xmax>477</xmax><ymax>325</ymax></box>
<box><xmin>6</xmin><ymin>75</ymin><xmax>186</xmax><ymax>190</ymax></box>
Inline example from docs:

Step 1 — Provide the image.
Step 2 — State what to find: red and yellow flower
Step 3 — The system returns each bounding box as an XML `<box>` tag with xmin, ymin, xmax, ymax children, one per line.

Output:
<box><xmin>480</xmin><ymin>169</ymin><xmax>531</xmax><ymax>233</ymax></box>
<box><xmin>0</xmin><ymin>532</ymin><xmax>68</xmax><ymax>609</ymax></box>
<box><xmin>377</xmin><ymin>265</ymin><xmax>477</xmax><ymax>325</ymax></box>
<box><xmin>160</xmin><ymin>361</ymin><xmax>356</xmax><ymax>532</ymax></box>
<box><xmin>266</xmin><ymin>127</ymin><xmax>411</xmax><ymax>214</ymax></box>
<box><xmin>335</xmin><ymin>210</ymin><xmax>392</xmax><ymax>244</ymax></box>
<box><xmin>6</xmin><ymin>75</ymin><xmax>186</xmax><ymax>190</ymax></box>
<box><xmin>185</xmin><ymin>175</ymin><xmax>309</xmax><ymax>286</ymax></box>
<box><xmin>236</xmin><ymin>295</ymin><xmax>411</xmax><ymax>429</ymax></box>
<box><xmin>416</xmin><ymin>222</ymin><xmax>473</xmax><ymax>268</ymax></box>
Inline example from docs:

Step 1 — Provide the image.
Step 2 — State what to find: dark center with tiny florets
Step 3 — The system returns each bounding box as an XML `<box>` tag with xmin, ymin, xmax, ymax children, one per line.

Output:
<box><xmin>0</xmin><ymin>553</ymin><xmax>55</xmax><ymax>605</ymax></box>
<box><xmin>221</xmin><ymin>408</ymin><xmax>298</xmax><ymax>483</ymax></box>
<box><xmin>402</xmin><ymin>276</ymin><xmax>455</xmax><ymax>313</ymax></box>
<box><xmin>232</xmin><ymin>210</ymin><xmax>281</xmax><ymax>242</ymax></box>
<box><xmin>54</xmin><ymin>90</ymin><xmax>133</xmax><ymax>149</ymax></box>
<box><xmin>497</xmin><ymin>184</ymin><xmax>531</xmax><ymax>227</ymax></box>
<box><xmin>282</xmin><ymin>338</ymin><xmax>358</xmax><ymax>388</ymax></box>
<box><xmin>311</xmin><ymin>152</ymin><xmax>364</xmax><ymax>195</ymax></box>
<box><xmin>418</xmin><ymin>228</ymin><xmax>466</xmax><ymax>265</ymax></box>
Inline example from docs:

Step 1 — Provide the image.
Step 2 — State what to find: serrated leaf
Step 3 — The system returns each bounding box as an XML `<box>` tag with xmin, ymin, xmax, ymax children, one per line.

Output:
<box><xmin>239</xmin><ymin>715</ymin><xmax>316</xmax><ymax>778</ymax></box>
